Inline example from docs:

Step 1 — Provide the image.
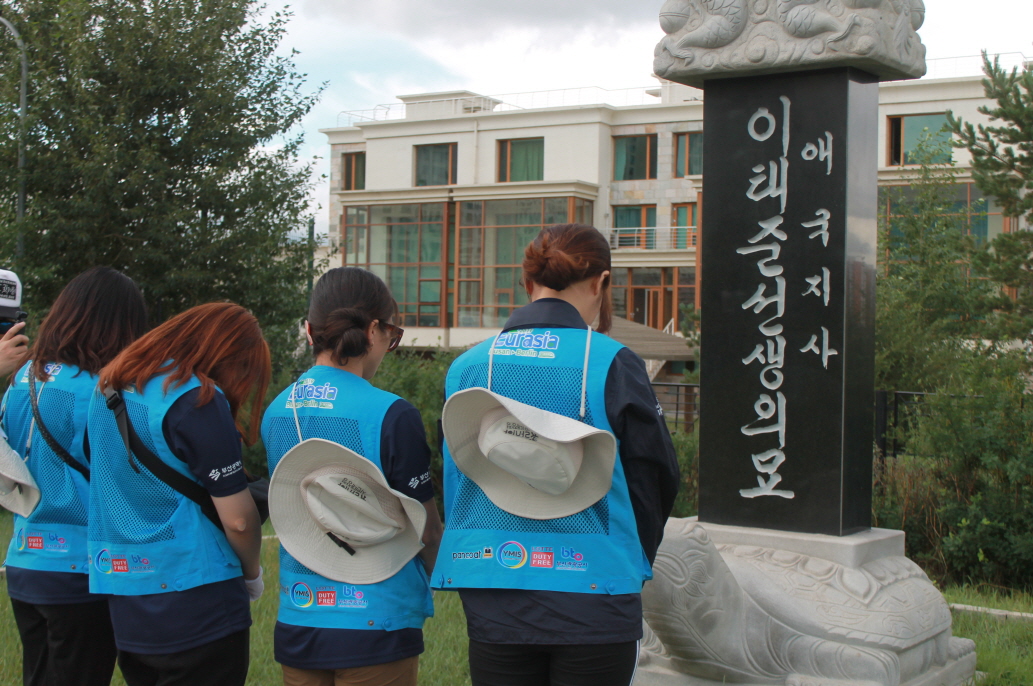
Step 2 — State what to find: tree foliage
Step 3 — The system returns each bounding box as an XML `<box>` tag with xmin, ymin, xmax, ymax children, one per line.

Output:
<box><xmin>948</xmin><ymin>53</ymin><xmax>1033</xmax><ymax>223</ymax></box>
<box><xmin>0</xmin><ymin>0</ymin><xmax>323</xmax><ymax>370</ymax></box>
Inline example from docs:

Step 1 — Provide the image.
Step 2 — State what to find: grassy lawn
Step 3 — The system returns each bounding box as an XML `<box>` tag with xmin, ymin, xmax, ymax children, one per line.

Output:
<box><xmin>2</xmin><ymin>509</ymin><xmax>1030</xmax><ymax>685</ymax></box>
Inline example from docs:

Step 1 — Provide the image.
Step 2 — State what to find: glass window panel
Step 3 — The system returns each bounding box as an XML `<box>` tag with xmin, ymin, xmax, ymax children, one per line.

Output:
<box><xmin>416</xmin><ymin>144</ymin><xmax>454</xmax><ymax>186</ymax></box>
<box><xmin>420</xmin><ymin>223</ymin><xmax>442</xmax><ymax>262</ymax></box>
<box><xmin>387</xmin><ymin>266</ymin><xmax>406</xmax><ymax>302</ymax></box>
<box><xmin>406</xmin><ymin>267</ymin><xmax>418</xmax><ymax>304</ymax></box>
<box><xmin>495</xmin><ymin>226</ymin><xmax>515</xmax><ymax>265</ymax></box>
<box><xmin>345</xmin><ymin>206</ymin><xmax>368</xmax><ymax>225</ymax></box>
<box><xmin>458</xmin><ymin>308</ymin><xmax>481</xmax><ymax>327</ymax></box>
<box><xmin>575</xmin><ymin>199</ymin><xmax>593</xmax><ymax>225</ymax></box>
<box><xmin>678</xmin><ymin>268</ymin><xmax>696</xmax><ymax>285</ymax></box>
<box><xmin>497</xmin><ymin>269</ymin><xmax>513</xmax><ymax>290</ymax></box>
<box><xmin>614</xmin><ymin>206</ymin><xmax>644</xmax><ymax>228</ymax></box>
<box><xmin>388</xmin><ymin>226</ymin><xmax>408</xmax><ymax>263</ymax></box>
<box><xmin>372</xmin><ymin>205</ymin><xmax>418</xmax><ymax>225</ymax></box>
<box><xmin>405</xmin><ymin>224</ymin><xmax>419</xmax><ymax>262</ymax></box>
<box><xmin>688</xmin><ymin>132</ymin><xmax>703</xmax><ymax>175</ymax></box>
<box><xmin>675</xmin><ymin>134</ymin><xmax>686</xmax><ymax>178</ymax></box>
<box><xmin>509</xmin><ymin>138</ymin><xmax>544</xmax><ymax>182</ymax></box>
<box><xmin>612</xmin><ymin>269</ymin><xmax>628</xmax><ymax>286</ymax></box>
<box><xmin>614</xmin><ymin>136</ymin><xmax>650</xmax><ymax>180</ymax></box>
<box><xmin>421</xmin><ymin>203</ymin><xmax>444</xmax><ymax>223</ymax></box>
<box><xmin>420</xmin><ymin>265</ymin><xmax>441</xmax><ymax>279</ymax></box>
<box><xmin>517</xmin><ymin>226</ymin><xmax>540</xmax><ymax>252</ymax></box>
<box><xmin>648</xmin><ymin>135</ymin><xmax>657</xmax><ymax>180</ymax></box>
<box><xmin>903</xmin><ymin>114</ymin><xmax>950</xmax><ymax>164</ymax></box>
<box><xmin>646</xmin><ymin>207</ymin><xmax>657</xmax><ymax>227</ymax></box>
<box><xmin>420</xmin><ymin>281</ymin><xmax>441</xmax><ymax>303</ymax></box>
<box><xmin>461</xmin><ymin>202</ymin><xmax>483</xmax><ymax>227</ymax></box>
<box><xmin>987</xmin><ymin>213</ymin><xmax>1005</xmax><ymax>243</ymax></box>
<box><xmin>545</xmin><ymin>198</ymin><xmax>568</xmax><ymax>225</ymax></box>
<box><xmin>418</xmin><ymin>307</ymin><xmax>440</xmax><ymax>328</ymax></box>
<box><xmin>498</xmin><ymin>140</ymin><xmax>509</xmax><ymax>182</ymax></box>
<box><xmin>486</xmin><ymin>198</ymin><xmax>543</xmax><ymax>226</ymax></box>
<box><xmin>632</xmin><ymin>268</ymin><xmax>662</xmax><ymax>286</ymax></box>
<box><xmin>459</xmin><ymin>228</ymin><xmax>481</xmax><ymax>265</ymax></box>
<box><xmin>368</xmin><ymin>225</ymin><xmax>388</xmax><ymax>264</ymax></box>
<box><xmin>368</xmin><ymin>264</ymin><xmax>387</xmax><ymax>280</ymax></box>
<box><xmin>612</xmin><ymin>287</ymin><xmax>627</xmax><ymax>319</ymax></box>
<box><xmin>675</xmin><ymin>206</ymin><xmax>688</xmax><ymax>226</ymax></box>
<box><xmin>458</xmin><ymin>282</ymin><xmax>481</xmax><ymax>306</ymax></box>
<box><xmin>353</xmin><ymin>152</ymin><xmax>366</xmax><ymax>190</ymax></box>
<box><xmin>459</xmin><ymin>267</ymin><xmax>481</xmax><ymax>279</ymax></box>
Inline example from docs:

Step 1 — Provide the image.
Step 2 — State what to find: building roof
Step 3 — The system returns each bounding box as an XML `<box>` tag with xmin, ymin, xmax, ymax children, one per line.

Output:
<box><xmin>608</xmin><ymin>317</ymin><xmax>695</xmax><ymax>361</ymax></box>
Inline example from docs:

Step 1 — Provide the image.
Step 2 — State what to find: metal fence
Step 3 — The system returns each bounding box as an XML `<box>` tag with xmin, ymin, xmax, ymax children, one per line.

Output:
<box><xmin>652</xmin><ymin>382</ymin><xmax>699</xmax><ymax>433</ymax></box>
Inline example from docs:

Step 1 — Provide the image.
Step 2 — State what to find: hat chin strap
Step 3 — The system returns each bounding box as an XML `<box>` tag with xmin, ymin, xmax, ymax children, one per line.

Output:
<box><xmin>487</xmin><ymin>323</ymin><xmax>592</xmax><ymax>420</ymax></box>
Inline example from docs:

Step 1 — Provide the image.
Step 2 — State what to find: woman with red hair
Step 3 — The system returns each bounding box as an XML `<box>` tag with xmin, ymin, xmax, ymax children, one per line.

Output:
<box><xmin>86</xmin><ymin>302</ymin><xmax>270</xmax><ymax>686</ymax></box>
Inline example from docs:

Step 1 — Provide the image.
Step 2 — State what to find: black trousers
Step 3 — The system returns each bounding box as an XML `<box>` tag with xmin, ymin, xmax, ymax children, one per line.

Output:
<box><xmin>10</xmin><ymin>597</ymin><xmax>118</xmax><ymax>686</ymax></box>
<box><xmin>117</xmin><ymin>628</ymin><xmax>249</xmax><ymax>686</ymax></box>
<box><xmin>468</xmin><ymin>639</ymin><xmax>639</xmax><ymax>686</ymax></box>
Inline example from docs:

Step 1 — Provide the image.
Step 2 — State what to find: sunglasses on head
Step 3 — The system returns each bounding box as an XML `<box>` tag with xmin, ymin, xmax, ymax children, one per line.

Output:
<box><xmin>380</xmin><ymin>322</ymin><xmax>404</xmax><ymax>351</ymax></box>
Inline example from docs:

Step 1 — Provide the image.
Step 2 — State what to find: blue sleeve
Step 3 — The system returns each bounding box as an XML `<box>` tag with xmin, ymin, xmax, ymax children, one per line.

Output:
<box><xmin>604</xmin><ymin>347</ymin><xmax>681</xmax><ymax>565</ymax></box>
<box><xmin>162</xmin><ymin>387</ymin><xmax>248</xmax><ymax>498</ymax></box>
<box><xmin>380</xmin><ymin>399</ymin><xmax>435</xmax><ymax>503</ymax></box>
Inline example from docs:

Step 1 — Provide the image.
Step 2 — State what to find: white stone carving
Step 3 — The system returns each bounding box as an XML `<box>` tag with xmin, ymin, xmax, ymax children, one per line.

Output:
<box><xmin>654</xmin><ymin>0</ymin><xmax>927</xmax><ymax>87</ymax></box>
<box><xmin>636</xmin><ymin>519</ymin><xmax>976</xmax><ymax>686</ymax></box>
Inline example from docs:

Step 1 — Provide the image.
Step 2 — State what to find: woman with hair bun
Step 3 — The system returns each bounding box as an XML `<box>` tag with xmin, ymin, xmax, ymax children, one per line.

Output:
<box><xmin>433</xmin><ymin>224</ymin><xmax>680</xmax><ymax>686</ymax></box>
<box><xmin>3</xmin><ymin>266</ymin><xmax>146</xmax><ymax>686</ymax></box>
<box><xmin>263</xmin><ymin>266</ymin><xmax>443</xmax><ymax>686</ymax></box>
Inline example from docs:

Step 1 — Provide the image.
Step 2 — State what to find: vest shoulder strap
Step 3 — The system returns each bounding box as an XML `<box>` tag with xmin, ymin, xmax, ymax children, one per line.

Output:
<box><xmin>101</xmin><ymin>387</ymin><xmax>224</xmax><ymax>533</ymax></box>
<box><xmin>28</xmin><ymin>372</ymin><xmax>90</xmax><ymax>481</ymax></box>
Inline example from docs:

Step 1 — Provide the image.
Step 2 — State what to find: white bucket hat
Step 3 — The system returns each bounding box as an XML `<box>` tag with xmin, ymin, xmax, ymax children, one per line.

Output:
<box><xmin>441</xmin><ymin>326</ymin><xmax>617</xmax><ymax>520</ymax></box>
<box><xmin>0</xmin><ymin>435</ymin><xmax>39</xmax><ymax>518</ymax></box>
<box><xmin>269</xmin><ymin>385</ymin><xmax>427</xmax><ymax>585</ymax></box>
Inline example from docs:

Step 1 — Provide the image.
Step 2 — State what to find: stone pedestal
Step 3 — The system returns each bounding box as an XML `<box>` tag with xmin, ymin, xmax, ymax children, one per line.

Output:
<box><xmin>635</xmin><ymin>519</ymin><xmax>976</xmax><ymax>686</ymax></box>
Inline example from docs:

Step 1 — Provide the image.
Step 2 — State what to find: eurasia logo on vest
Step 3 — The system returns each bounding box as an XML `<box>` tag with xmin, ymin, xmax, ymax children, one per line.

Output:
<box><xmin>497</xmin><ymin>541</ymin><xmax>528</xmax><ymax>568</ymax></box>
<box><xmin>287</xmin><ymin>378</ymin><xmax>338</xmax><ymax>410</ymax></box>
<box><xmin>491</xmin><ymin>330</ymin><xmax>561</xmax><ymax>359</ymax></box>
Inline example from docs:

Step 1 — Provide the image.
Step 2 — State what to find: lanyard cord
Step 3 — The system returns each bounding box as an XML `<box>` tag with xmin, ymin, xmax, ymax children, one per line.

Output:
<box><xmin>26</xmin><ymin>379</ymin><xmax>46</xmax><ymax>456</ymax></box>
<box><xmin>486</xmin><ymin>326</ymin><xmax>592</xmax><ymax>420</ymax></box>
<box><xmin>290</xmin><ymin>381</ymin><xmax>303</xmax><ymax>443</ymax></box>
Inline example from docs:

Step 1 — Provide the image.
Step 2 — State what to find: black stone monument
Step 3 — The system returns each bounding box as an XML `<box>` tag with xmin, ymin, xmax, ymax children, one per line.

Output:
<box><xmin>698</xmin><ymin>68</ymin><xmax>878</xmax><ymax>536</ymax></box>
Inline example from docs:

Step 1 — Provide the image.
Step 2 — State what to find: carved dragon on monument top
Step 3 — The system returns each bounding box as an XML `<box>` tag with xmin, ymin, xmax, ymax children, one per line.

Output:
<box><xmin>653</xmin><ymin>0</ymin><xmax>927</xmax><ymax>86</ymax></box>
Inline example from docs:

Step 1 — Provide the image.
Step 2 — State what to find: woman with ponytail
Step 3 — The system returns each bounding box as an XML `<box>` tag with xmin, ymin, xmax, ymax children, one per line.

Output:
<box><xmin>433</xmin><ymin>224</ymin><xmax>680</xmax><ymax>686</ymax></box>
<box><xmin>263</xmin><ymin>267</ymin><xmax>443</xmax><ymax>686</ymax></box>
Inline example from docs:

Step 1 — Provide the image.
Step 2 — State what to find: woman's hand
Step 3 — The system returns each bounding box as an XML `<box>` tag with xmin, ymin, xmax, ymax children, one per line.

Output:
<box><xmin>0</xmin><ymin>321</ymin><xmax>29</xmax><ymax>377</ymax></box>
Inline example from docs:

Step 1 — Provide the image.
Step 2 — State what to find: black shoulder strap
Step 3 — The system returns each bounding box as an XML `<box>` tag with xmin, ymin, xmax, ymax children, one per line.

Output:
<box><xmin>28</xmin><ymin>372</ymin><xmax>91</xmax><ymax>481</ymax></box>
<box><xmin>102</xmin><ymin>387</ymin><xmax>224</xmax><ymax>533</ymax></box>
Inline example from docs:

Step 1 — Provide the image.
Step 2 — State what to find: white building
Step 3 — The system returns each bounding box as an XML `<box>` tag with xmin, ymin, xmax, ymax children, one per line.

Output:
<box><xmin>321</xmin><ymin>55</ymin><xmax>1026</xmax><ymax>351</ymax></box>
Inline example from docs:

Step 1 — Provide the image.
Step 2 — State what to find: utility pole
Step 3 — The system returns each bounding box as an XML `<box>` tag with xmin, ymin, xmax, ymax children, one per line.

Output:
<box><xmin>0</xmin><ymin>11</ymin><xmax>28</xmax><ymax>260</ymax></box>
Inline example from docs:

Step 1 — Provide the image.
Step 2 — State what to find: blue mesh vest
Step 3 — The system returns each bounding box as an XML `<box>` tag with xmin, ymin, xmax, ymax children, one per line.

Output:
<box><xmin>433</xmin><ymin>327</ymin><xmax>652</xmax><ymax>595</ymax></box>
<box><xmin>2</xmin><ymin>362</ymin><xmax>94</xmax><ymax>575</ymax></box>
<box><xmin>86</xmin><ymin>374</ymin><xmax>242</xmax><ymax>595</ymax></box>
<box><xmin>262</xmin><ymin>366</ymin><xmax>434</xmax><ymax>631</ymax></box>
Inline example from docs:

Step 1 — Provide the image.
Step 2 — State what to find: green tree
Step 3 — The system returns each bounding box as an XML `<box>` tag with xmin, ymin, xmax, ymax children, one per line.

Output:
<box><xmin>875</xmin><ymin>139</ymin><xmax>998</xmax><ymax>392</ymax></box>
<box><xmin>948</xmin><ymin>53</ymin><xmax>1033</xmax><ymax>223</ymax></box>
<box><xmin>0</xmin><ymin>0</ymin><xmax>323</xmax><ymax>370</ymax></box>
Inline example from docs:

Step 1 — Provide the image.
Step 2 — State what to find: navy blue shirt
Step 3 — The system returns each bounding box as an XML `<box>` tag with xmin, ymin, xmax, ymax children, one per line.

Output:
<box><xmin>106</xmin><ymin>387</ymin><xmax>252</xmax><ymax>654</ymax></box>
<box><xmin>459</xmin><ymin>299</ymin><xmax>680</xmax><ymax>645</ymax></box>
<box><xmin>273</xmin><ymin>397</ymin><xmax>434</xmax><ymax>670</ymax></box>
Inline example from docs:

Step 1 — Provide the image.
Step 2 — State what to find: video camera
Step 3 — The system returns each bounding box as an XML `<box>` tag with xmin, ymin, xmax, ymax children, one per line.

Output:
<box><xmin>0</xmin><ymin>269</ymin><xmax>26</xmax><ymax>336</ymax></box>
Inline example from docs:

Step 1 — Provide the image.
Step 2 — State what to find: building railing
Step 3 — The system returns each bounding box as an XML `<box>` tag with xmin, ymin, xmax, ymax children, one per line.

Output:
<box><xmin>923</xmin><ymin>53</ymin><xmax>1029</xmax><ymax>81</ymax></box>
<box><xmin>653</xmin><ymin>382</ymin><xmax>699</xmax><ymax>434</ymax></box>
<box><xmin>608</xmin><ymin>227</ymin><xmax>697</xmax><ymax>251</ymax></box>
<box><xmin>337</xmin><ymin>86</ymin><xmax>661</xmax><ymax>126</ymax></box>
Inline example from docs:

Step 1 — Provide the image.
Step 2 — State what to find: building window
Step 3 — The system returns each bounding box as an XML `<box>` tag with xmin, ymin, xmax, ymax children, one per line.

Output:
<box><xmin>611</xmin><ymin>205</ymin><xmax>657</xmax><ymax>249</ymax></box>
<box><xmin>673</xmin><ymin>202</ymin><xmax>698</xmax><ymax>248</ymax></box>
<box><xmin>888</xmin><ymin>114</ymin><xmax>951</xmax><ymax>166</ymax></box>
<box><xmin>674</xmin><ymin>132</ymin><xmax>703</xmax><ymax>177</ymax></box>
<box><xmin>614</xmin><ymin>135</ymin><xmax>658</xmax><ymax>181</ymax></box>
<box><xmin>611</xmin><ymin>267</ymin><xmax>695</xmax><ymax>331</ymax></box>
<box><xmin>881</xmin><ymin>182</ymin><xmax>1006</xmax><ymax>246</ymax></box>
<box><xmin>498</xmin><ymin>138</ymin><xmax>544</xmax><ymax>182</ymax></box>
<box><xmin>342</xmin><ymin>203</ymin><xmax>450</xmax><ymax>327</ymax></box>
<box><xmin>456</xmin><ymin>197</ymin><xmax>592</xmax><ymax>327</ymax></box>
<box><xmin>415</xmin><ymin>143</ymin><xmax>457</xmax><ymax>186</ymax></box>
<box><xmin>341</xmin><ymin>152</ymin><xmax>366</xmax><ymax>191</ymax></box>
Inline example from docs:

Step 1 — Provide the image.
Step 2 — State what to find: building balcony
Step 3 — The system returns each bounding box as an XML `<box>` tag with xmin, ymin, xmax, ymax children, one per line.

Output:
<box><xmin>608</xmin><ymin>227</ymin><xmax>697</xmax><ymax>251</ymax></box>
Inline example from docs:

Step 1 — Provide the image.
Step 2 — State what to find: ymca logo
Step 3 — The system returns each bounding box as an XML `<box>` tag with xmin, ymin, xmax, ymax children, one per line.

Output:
<box><xmin>290</xmin><ymin>582</ymin><xmax>314</xmax><ymax>607</ymax></box>
<box><xmin>497</xmin><ymin>541</ymin><xmax>527</xmax><ymax>569</ymax></box>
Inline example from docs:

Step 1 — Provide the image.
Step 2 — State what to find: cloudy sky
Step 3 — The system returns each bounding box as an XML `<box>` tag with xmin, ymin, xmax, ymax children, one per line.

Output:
<box><xmin>272</xmin><ymin>0</ymin><xmax>1033</xmax><ymax>236</ymax></box>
